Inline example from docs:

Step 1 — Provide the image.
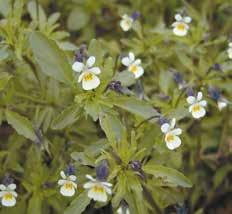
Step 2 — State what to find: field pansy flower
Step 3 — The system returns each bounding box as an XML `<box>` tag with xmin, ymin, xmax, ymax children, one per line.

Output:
<box><xmin>120</xmin><ymin>14</ymin><xmax>133</xmax><ymax>31</ymax></box>
<box><xmin>227</xmin><ymin>42</ymin><xmax>232</xmax><ymax>59</ymax></box>
<box><xmin>187</xmin><ymin>91</ymin><xmax>207</xmax><ymax>119</ymax></box>
<box><xmin>121</xmin><ymin>52</ymin><xmax>144</xmax><ymax>79</ymax></box>
<box><xmin>58</xmin><ymin>171</ymin><xmax>77</xmax><ymax>197</ymax></box>
<box><xmin>161</xmin><ymin>118</ymin><xmax>182</xmax><ymax>150</ymax></box>
<box><xmin>172</xmin><ymin>14</ymin><xmax>191</xmax><ymax>36</ymax></box>
<box><xmin>83</xmin><ymin>174</ymin><xmax>112</xmax><ymax>202</ymax></box>
<box><xmin>0</xmin><ymin>183</ymin><xmax>17</xmax><ymax>207</ymax></box>
<box><xmin>72</xmin><ymin>56</ymin><xmax>101</xmax><ymax>90</ymax></box>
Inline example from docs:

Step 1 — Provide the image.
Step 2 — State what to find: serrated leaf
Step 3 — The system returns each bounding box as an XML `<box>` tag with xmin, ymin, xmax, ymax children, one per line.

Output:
<box><xmin>5</xmin><ymin>110</ymin><xmax>37</xmax><ymax>141</ymax></box>
<box><xmin>29</xmin><ymin>32</ymin><xmax>73</xmax><ymax>84</ymax></box>
<box><xmin>143</xmin><ymin>164</ymin><xmax>192</xmax><ymax>188</ymax></box>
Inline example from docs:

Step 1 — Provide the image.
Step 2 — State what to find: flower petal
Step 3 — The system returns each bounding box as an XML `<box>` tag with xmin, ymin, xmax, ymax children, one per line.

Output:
<box><xmin>82</xmin><ymin>74</ymin><xmax>100</xmax><ymax>90</ymax></box>
<box><xmin>83</xmin><ymin>181</ymin><xmax>95</xmax><ymax>189</ymax></box>
<box><xmin>166</xmin><ymin>136</ymin><xmax>181</xmax><ymax>150</ymax></box>
<box><xmin>175</xmin><ymin>14</ymin><xmax>182</xmax><ymax>21</ymax></box>
<box><xmin>72</xmin><ymin>61</ymin><xmax>84</xmax><ymax>72</ymax></box>
<box><xmin>173</xmin><ymin>27</ymin><xmax>188</xmax><ymax>36</ymax></box>
<box><xmin>192</xmin><ymin>106</ymin><xmax>206</xmax><ymax>119</ymax></box>
<box><xmin>1</xmin><ymin>195</ymin><xmax>16</xmax><ymax>207</ymax></box>
<box><xmin>199</xmin><ymin>100</ymin><xmax>207</xmax><ymax>107</ymax></box>
<box><xmin>184</xmin><ymin>16</ymin><xmax>192</xmax><ymax>23</ymax></box>
<box><xmin>88</xmin><ymin>188</ymin><xmax>107</xmax><ymax>202</ymax></box>
<box><xmin>187</xmin><ymin>96</ymin><xmax>196</xmax><ymax>104</ymax></box>
<box><xmin>60</xmin><ymin>185</ymin><xmax>75</xmax><ymax>197</ymax></box>
<box><xmin>161</xmin><ymin>123</ymin><xmax>170</xmax><ymax>133</ymax></box>
<box><xmin>133</xmin><ymin>66</ymin><xmax>144</xmax><ymax>79</ymax></box>
<box><xmin>86</xmin><ymin>174</ymin><xmax>96</xmax><ymax>182</ymax></box>
<box><xmin>120</xmin><ymin>18</ymin><xmax>133</xmax><ymax>31</ymax></box>
<box><xmin>122</xmin><ymin>57</ymin><xmax>131</xmax><ymax>67</ymax></box>
<box><xmin>197</xmin><ymin>92</ymin><xmax>203</xmax><ymax>101</ymax></box>
<box><xmin>8</xmin><ymin>184</ymin><xmax>16</xmax><ymax>191</ymax></box>
<box><xmin>60</xmin><ymin>171</ymin><xmax>66</xmax><ymax>179</ymax></box>
<box><xmin>134</xmin><ymin>59</ymin><xmax>141</xmax><ymax>66</ymax></box>
<box><xmin>69</xmin><ymin>175</ymin><xmax>77</xmax><ymax>182</ymax></box>
<box><xmin>0</xmin><ymin>185</ymin><xmax>6</xmax><ymax>191</ymax></box>
<box><xmin>169</xmin><ymin>128</ymin><xmax>182</xmax><ymax>136</ymax></box>
<box><xmin>129</xmin><ymin>52</ymin><xmax>135</xmax><ymax>61</ymax></box>
<box><xmin>89</xmin><ymin>67</ymin><xmax>101</xmax><ymax>74</ymax></box>
<box><xmin>170</xmin><ymin>118</ymin><xmax>176</xmax><ymax>129</ymax></box>
<box><xmin>86</xmin><ymin>56</ymin><xmax>96</xmax><ymax>67</ymax></box>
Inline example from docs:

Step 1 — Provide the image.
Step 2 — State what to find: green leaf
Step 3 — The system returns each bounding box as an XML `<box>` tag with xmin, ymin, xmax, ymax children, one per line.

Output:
<box><xmin>5</xmin><ymin>110</ymin><xmax>37</xmax><ymax>141</ymax></box>
<box><xmin>113</xmin><ymin>71</ymin><xmax>135</xmax><ymax>87</ymax></box>
<box><xmin>0</xmin><ymin>72</ymin><xmax>12</xmax><ymax>91</ymax></box>
<box><xmin>64</xmin><ymin>191</ymin><xmax>91</xmax><ymax>214</ymax></box>
<box><xmin>113</xmin><ymin>97</ymin><xmax>159</xmax><ymax>120</ymax></box>
<box><xmin>51</xmin><ymin>105</ymin><xmax>82</xmax><ymax>130</ymax></box>
<box><xmin>67</xmin><ymin>8</ymin><xmax>89</xmax><ymax>31</ymax></box>
<box><xmin>27</xmin><ymin>193</ymin><xmax>42</xmax><ymax>214</ymax></box>
<box><xmin>99</xmin><ymin>113</ymin><xmax>126</xmax><ymax>143</ymax></box>
<box><xmin>27</xmin><ymin>1</ymin><xmax>46</xmax><ymax>24</ymax></box>
<box><xmin>143</xmin><ymin>164</ymin><xmax>192</xmax><ymax>188</ymax></box>
<box><xmin>29</xmin><ymin>32</ymin><xmax>73</xmax><ymax>84</ymax></box>
<box><xmin>88</xmin><ymin>39</ymin><xmax>105</xmax><ymax>65</ymax></box>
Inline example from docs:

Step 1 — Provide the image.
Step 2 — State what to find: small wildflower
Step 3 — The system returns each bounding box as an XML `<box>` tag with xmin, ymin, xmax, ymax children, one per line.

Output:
<box><xmin>161</xmin><ymin>118</ymin><xmax>182</xmax><ymax>150</ymax></box>
<box><xmin>187</xmin><ymin>91</ymin><xmax>207</xmax><ymax>119</ymax></box>
<box><xmin>208</xmin><ymin>87</ymin><xmax>228</xmax><ymax>111</ymax></box>
<box><xmin>83</xmin><ymin>175</ymin><xmax>112</xmax><ymax>202</ymax></box>
<box><xmin>172</xmin><ymin>14</ymin><xmax>191</xmax><ymax>36</ymax></box>
<box><xmin>120</xmin><ymin>14</ymin><xmax>134</xmax><ymax>31</ymax></box>
<box><xmin>72</xmin><ymin>56</ymin><xmax>101</xmax><ymax>90</ymax></box>
<box><xmin>0</xmin><ymin>183</ymin><xmax>17</xmax><ymax>207</ymax></box>
<box><xmin>227</xmin><ymin>42</ymin><xmax>232</xmax><ymax>59</ymax></box>
<box><xmin>121</xmin><ymin>52</ymin><xmax>144</xmax><ymax>79</ymax></box>
<box><xmin>217</xmin><ymin>98</ymin><xmax>228</xmax><ymax>111</ymax></box>
<box><xmin>58</xmin><ymin>171</ymin><xmax>77</xmax><ymax>197</ymax></box>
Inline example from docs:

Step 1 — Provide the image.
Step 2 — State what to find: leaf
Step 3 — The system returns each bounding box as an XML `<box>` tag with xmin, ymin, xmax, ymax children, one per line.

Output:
<box><xmin>64</xmin><ymin>191</ymin><xmax>91</xmax><ymax>214</ymax></box>
<box><xmin>113</xmin><ymin>71</ymin><xmax>135</xmax><ymax>87</ymax></box>
<box><xmin>113</xmin><ymin>97</ymin><xmax>159</xmax><ymax>120</ymax></box>
<box><xmin>27</xmin><ymin>193</ymin><xmax>42</xmax><ymax>214</ymax></box>
<box><xmin>143</xmin><ymin>164</ymin><xmax>192</xmax><ymax>188</ymax></box>
<box><xmin>0</xmin><ymin>72</ymin><xmax>12</xmax><ymax>91</ymax></box>
<box><xmin>99</xmin><ymin>113</ymin><xmax>126</xmax><ymax>143</ymax></box>
<box><xmin>159</xmin><ymin>70</ymin><xmax>173</xmax><ymax>94</ymax></box>
<box><xmin>51</xmin><ymin>105</ymin><xmax>82</xmax><ymax>130</ymax></box>
<box><xmin>29</xmin><ymin>32</ymin><xmax>73</xmax><ymax>84</ymax></box>
<box><xmin>88</xmin><ymin>39</ymin><xmax>105</xmax><ymax>65</ymax></box>
<box><xmin>27</xmin><ymin>1</ymin><xmax>46</xmax><ymax>24</ymax></box>
<box><xmin>67</xmin><ymin>8</ymin><xmax>89</xmax><ymax>31</ymax></box>
<box><xmin>5</xmin><ymin>110</ymin><xmax>37</xmax><ymax>141</ymax></box>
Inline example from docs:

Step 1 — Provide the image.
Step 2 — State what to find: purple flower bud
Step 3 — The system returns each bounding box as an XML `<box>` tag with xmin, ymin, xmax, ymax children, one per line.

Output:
<box><xmin>96</xmin><ymin>160</ymin><xmax>109</xmax><ymax>181</ymax></box>
<box><xmin>173</xmin><ymin>72</ymin><xmax>184</xmax><ymax>84</ymax></box>
<box><xmin>2</xmin><ymin>174</ymin><xmax>14</xmax><ymax>186</ymax></box>
<box><xmin>75</xmin><ymin>44</ymin><xmax>88</xmax><ymax>62</ymax></box>
<box><xmin>65</xmin><ymin>164</ymin><xmax>75</xmax><ymax>176</ymax></box>
<box><xmin>130</xmin><ymin>160</ymin><xmax>142</xmax><ymax>171</ymax></box>
<box><xmin>211</xmin><ymin>63</ymin><xmax>222</xmax><ymax>72</ymax></box>
<box><xmin>158</xmin><ymin>116</ymin><xmax>168</xmax><ymax>125</ymax></box>
<box><xmin>186</xmin><ymin>87</ymin><xmax>194</xmax><ymax>97</ymax></box>
<box><xmin>208</xmin><ymin>87</ymin><xmax>221</xmax><ymax>101</ymax></box>
<box><xmin>108</xmin><ymin>81</ymin><xmax>123</xmax><ymax>93</ymax></box>
<box><xmin>131</xmin><ymin>11</ymin><xmax>140</xmax><ymax>21</ymax></box>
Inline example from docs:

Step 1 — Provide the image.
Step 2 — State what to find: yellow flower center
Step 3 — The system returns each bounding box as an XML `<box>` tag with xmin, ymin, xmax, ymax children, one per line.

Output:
<box><xmin>64</xmin><ymin>182</ymin><xmax>73</xmax><ymax>190</ymax></box>
<box><xmin>192</xmin><ymin>104</ymin><xmax>201</xmax><ymax>112</ymax></box>
<box><xmin>129</xmin><ymin>65</ymin><xmax>138</xmax><ymax>73</ymax></box>
<box><xmin>166</xmin><ymin>134</ymin><xmax>174</xmax><ymax>142</ymax></box>
<box><xmin>83</xmin><ymin>73</ymin><xmax>93</xmax><ymax>81</ymax></box>
<box><xmin>3</xmin><ymin>193</ymin><xmax>13</xmax><ymax>201</ymax></box>
<box><xmin>176</xmin><ymin>23</ymin><xmax>186</xmax><ymax>31</ymax></box>
<box><xmin>92</xmin><ymin>184</ymin><xmax>105</xmax><ymax>193</ymax></box>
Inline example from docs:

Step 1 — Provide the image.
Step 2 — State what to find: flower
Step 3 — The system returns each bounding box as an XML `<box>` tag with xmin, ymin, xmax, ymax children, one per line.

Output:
<box><xmin>227</xmin><ymin>42</ymin><xmax>232</xmax><ymax>59</ymax></box>
<box><xmin>217</xmin><ymin>98</ymin><xmax>228</xmax><ymax>111</ymax></box>
<box><xmin>120</xmin><ymin>14</ymin><xmax>134</xmax><ymax>31</ymax></box>
<box><xmin>0</xmin><ymin>183</ymin><xmax>17</xmax><ymax>207</ymax></box>
<box><xmin>161</xmin><ymin>118</ymin><xmax>182</xmax><ymax>150</ymax></box>
<box><xmin>172</xmin><ymin>14</ymin><xmax>191</xmax><ymax>36</ymax></box>
<box><xmin>121</xmin><ymin>52</ymin><xmax>144</xmax><ymax>79</ymax></box>
<box><xmin>58</xmin><ymin>171</ymin><xmax>77</xmax><ymax>197</ymax></box>
<box><xmin>83</xmin><ymin>175</ymin><xmax>112</xmax><ymax>202</ymax></box>
<box><xmin>187</xmin><ymin>91</ymin><xmax>207</xmax><ymax>119</ymax></box>
<box><xmin>72</xmin><ymin>56</ymin><xmax>101</xmax><ymax>90</ymax></box>
<box><xmin>117</xmin><ymin>206</ymin><xmax>130</xmax><ymax>214</ymax></box>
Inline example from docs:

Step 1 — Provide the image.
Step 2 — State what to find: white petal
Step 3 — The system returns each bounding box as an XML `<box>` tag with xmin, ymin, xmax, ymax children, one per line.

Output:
<box><xmin>58</xmin><ymin>179</ymin><xmax>67</xmax><ymax>186</ymax></box>
<box><xmin>117</xmin><ymin>207</ymin><xmax>123</xmax><ymax>214</ymax></box>
<box><xmin>82</xmin><ymin>74</ymin><xmax>100</xmax><ymax>90</ymax></box>
<box><xmin>78</xmin><ymin>72</ymin><xmax>85</xmax><ymax>82</ymax></box>
<box><xmin>89</xmin><ymin>67</ymin><xmax>101</xmax><ymax>74</ymax></box>
<box><xmin>8</xmin><ymin>184</ymin><xmax>16</xmax><ymax>191</ymax></box>
<box><xmin>120</xmin><ymin>19</ymin><xmax>133</xmax><ymax>31</ymax></box>
<box><xmin>122</xmin><ymin>57</ymin><xmax>131</xmax><ymax>67</ymax></box>
<box><xmin>199</xmin><ymin>100</ymin><xmax>207</xmax><ymax>107</ymax></box>
<box><xmin>175</xmin><ymin>14</ymin><xmax>182</xmax><ymax>21</ymax></box>
<box><xmin>60</xmin><ymin>171</ymin><xmax>66</xmax><ymax>179</ymax></box>
<box><xmin>102</xmin><ymin>182</ymin><xmax>113</xmax><ymax>187</ymax></box>
<box><xmin>161</xmin><ymin>123</ymin><xmax>170</xmax><ymax>133</ymax></box>
<box><xmin>104</xmin><ymin>186</ymin><xmax>112</xmax><ymax>195</ymax></box>
<box><xmin>60</xmin><ymin>185</ymin><xmax>75</xmax><ymax>197</ymax></box>
<box><xmin>0</xmin><ymin>185</ymin><xmax>6</xmax><ymax>191</ymax></box>
<box><xmin>169</xmin><ymin>128</ymin><xmax>182</xmax><ymax>136</ymax></box>
<box><xmin>83</xmin><ymin>181</ymin><xmax>95</xmax><ymax>189</ymax></box>
<box><xmin>72</xmin><ymin>61</ymin><xmax>84</xmax><ymax>72</ymax></box>
<box><xmin>184</xmin><ymin>16</ymin><xmax>192</xmax><ymax>23</ymax></box>
<box><xmin>187</xmin><ymin>96</ymin><xmax>196</xmax><ymax>104</ymax></box>
<box><xmin>86</xmin><ymin>56</ymin><xmax>95</xmax><ymax>67</ymax></box>
<box><xmin>69</xmin><ymin>175</ymin><xmax>77</xmax><ymax>182</ymax></box>
<box><xmin>229</xmin><ymin>42</ymin><xmax>232</xmax><ymax>47</ymax></box>
<box><xmin>11</xmin><ymin>191</ymin><xmax>17</xmax><ymax>197</ymax></box>
<box><xmin>218</xmin><ymin>101</ymin><xmax>227</xmax><ymax>111</ymax></box>
<box><xmin>197</xmin><ymin>92</ymin><xmax>203</xmax><ymax>101</ymax></box>
<box><xmin>129</xmin><ymin>52</ymin><xmax>135</xmax><ymax>61</ymax></box>
<box><xmin>192</xmin><ymin>106</ymin><xmax>206</xmax><ymax>119</ymax></box>
<box><xmin>170</xmin><ymin>118</ymin><xmax>176</xmax><ymax>129</ymax></box>
<box><xmin>173</xmin><ymin>27</ymin><xmax>188</xmax><ymax>36</ymax></box>
<box><xmin>133</xmin><ymin>66</ymin><xmax>144</xmax><ymax>79</ymax></box>
<box><xmin>134</xmin><ymin>59</ymin><xmax>141</xmax><ymax>66</ymax></box>
<box><xmin>86</xmin><ymin>174</ymin><xmax>96</xmax><ymax>182</ymax></box>
<box><xmin>1</xmin><ymin>196</ymin><xmax>16</xmax><ymax>207</ymax></box>
<box><xmin>88</xmin><ymin>188</ymin><xmax>107</xmax><ymax>202</ymax></box>
<box><xmin>166</xmin><ymin>136</ymin><xmax>181</xmax><ymax>150</ymax></box>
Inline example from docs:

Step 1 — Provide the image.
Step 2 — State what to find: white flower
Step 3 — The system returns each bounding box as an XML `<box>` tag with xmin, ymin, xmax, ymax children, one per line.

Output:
<box><xmin>187</xmin><ymin>92</ymin><xmax>207</xmax><ymax>119</ymax></box>
<box><xmin>121</xmin><ymin>52</ymin><xmax>144</xmax><ymax>79</ymax></box>
<box><xmin>120</xmin><ymin>14</ymin><xmax>133</xmax><ymax>32</ymax></box>
<box><xmin>161</xmin><ymin>118</ymin><xmax>182</xmax><ymax>150</ymax></box>
<box><xmin>217</xmin><ymin>98</ymin><xmax>228</xmax><ymax>111</ymax></box>
<box><xmin>58</xmin><ymin>171</ymin><xmax>77</xmax><ymax>197</ymax></box>
<box><xmin>0</xmin><ymin>183</ymin><xmax>17</xmax><ymax>207</ymax></box>
<box><xmin>72</xmin><ymin>56</ymin><xmax>101</xmax><ymax>90</ymax></box>
<box><xmin>227</xmin><ymin>42</ymin><xmax>232</xmax><ymax>59</ymax></box>
<box><xmin>117</xmin><ymin>206</ymin><xmax>130</xmax><ymax>214</ymax></box>
<box><xmin>172</xmin><ymin>14</ymin><xmax>191</xmax><ymax>36</ymax></box>
<box><xmin>83</xmin><ymin>175</ymin><xmax>112</xmax><ymax>202</ymax></box>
